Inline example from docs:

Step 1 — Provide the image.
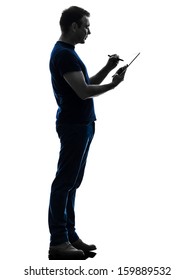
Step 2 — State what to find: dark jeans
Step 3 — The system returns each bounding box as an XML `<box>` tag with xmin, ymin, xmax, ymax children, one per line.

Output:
<box><xmin>48</xmin><ymin>122</ymin><xmax>95</xmax><ymax>246</ymax></box>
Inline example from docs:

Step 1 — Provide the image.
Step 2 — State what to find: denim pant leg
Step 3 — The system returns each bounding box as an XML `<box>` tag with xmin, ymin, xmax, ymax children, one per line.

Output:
<box><xmin>67</xmin><ymin>132</ymin><xmax>94</xmax><ymax>243</ymax></box>
<box><xmin>48</xmin><ymin>122</ymin><xmax>95</xmax><ymax>246</ymax></box>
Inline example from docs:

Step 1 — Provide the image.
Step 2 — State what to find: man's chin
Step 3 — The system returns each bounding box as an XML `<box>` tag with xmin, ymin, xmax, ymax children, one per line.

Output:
<box><xmin>83</xmin><ymin>36</ymin><xmax>88</xmax><ymax>43</ymax></box>
<box><xmin>78</xmin><ymin>36</ymin><xmax>88</xmax><ymax>44</ymax></box>
<box><xmin>80</xmin><ymin>39</ymin><xmax>86</xmax><ymax>44</ymax></box>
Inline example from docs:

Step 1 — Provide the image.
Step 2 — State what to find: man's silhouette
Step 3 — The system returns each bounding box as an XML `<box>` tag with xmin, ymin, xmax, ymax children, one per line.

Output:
<box><xmin>48</xmin><ymin>6</ymin><xmax>127</xmax><ymax>260</ymax></box>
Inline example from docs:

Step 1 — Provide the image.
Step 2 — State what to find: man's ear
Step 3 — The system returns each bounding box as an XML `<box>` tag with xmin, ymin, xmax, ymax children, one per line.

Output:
<box><xmin>72</xmin><ymin>22</ymin><xmax>78</xmax><ymax>32</ymax></box>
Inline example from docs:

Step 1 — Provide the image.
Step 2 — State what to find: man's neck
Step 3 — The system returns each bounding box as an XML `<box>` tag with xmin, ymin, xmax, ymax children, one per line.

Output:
<box><xmin>59</xmin><ymin>34</ymin><xmax>76</xmax><ymax>46</ymax></box>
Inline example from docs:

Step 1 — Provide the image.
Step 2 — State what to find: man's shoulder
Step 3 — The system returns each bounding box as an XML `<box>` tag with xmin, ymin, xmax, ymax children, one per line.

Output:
<box><xmin>51</xmin><ymin>42</ymin><xmax>75</xmax><ymax>58</ymax></box>
<box><xmin>50</xmin><ymin>42</ymin><xmax>82</xmax><ymax>74</ymax></box>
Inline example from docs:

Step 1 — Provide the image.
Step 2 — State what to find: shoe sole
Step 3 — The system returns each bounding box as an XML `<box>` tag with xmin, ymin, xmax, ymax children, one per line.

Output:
<box><xmin>73</xmin><ymin>245</ymin><xmax>97</xmax><ymax>252</ymax></box>
<box><xmin>48</xmin><ymin>252</ymin><xmax>85</xmax><ymax>260</ymax></box>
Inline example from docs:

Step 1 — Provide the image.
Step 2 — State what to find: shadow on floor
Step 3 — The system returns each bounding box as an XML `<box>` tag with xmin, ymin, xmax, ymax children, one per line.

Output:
<box><xmin>49</xmin><ymin>251</ymin><xmax>97</xmax><ymax>260</ymax></box>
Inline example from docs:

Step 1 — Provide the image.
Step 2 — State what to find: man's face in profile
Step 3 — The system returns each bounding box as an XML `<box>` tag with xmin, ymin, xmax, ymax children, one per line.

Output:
<box><xmin>76</xmin><ymin>16</ymin><xmax>91</xmax><ymax>44</ymax></box>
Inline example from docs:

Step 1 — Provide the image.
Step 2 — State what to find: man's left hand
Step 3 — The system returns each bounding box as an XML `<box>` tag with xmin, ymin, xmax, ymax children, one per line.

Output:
<box><xmin>106</xmin><ymin>54</ymin><xmax>122</xmax><ymax>71</ymax></box>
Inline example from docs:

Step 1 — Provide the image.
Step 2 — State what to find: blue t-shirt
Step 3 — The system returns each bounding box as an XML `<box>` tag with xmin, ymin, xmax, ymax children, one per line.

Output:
<box><xmin>49</xmin><ymin>41</ymin><xmax>96</xmax><ymax>124</ymax></box>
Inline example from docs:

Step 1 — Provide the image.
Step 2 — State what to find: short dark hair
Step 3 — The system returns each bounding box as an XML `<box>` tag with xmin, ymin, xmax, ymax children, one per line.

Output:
<box><xmin>59</xmin><ymin>6</ymin><xmax>90</xmax><ymax>33</ymax></box>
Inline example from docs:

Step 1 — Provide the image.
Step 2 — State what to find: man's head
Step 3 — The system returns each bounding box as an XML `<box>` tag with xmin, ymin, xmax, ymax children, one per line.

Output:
<box><xmin>59</xmin><ymin>6</ymin><xmax>91</xmax><ymax>44</ymax></box>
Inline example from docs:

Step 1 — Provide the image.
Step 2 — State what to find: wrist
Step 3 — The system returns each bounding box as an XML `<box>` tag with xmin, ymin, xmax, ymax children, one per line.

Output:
<box><xmin>104</xmin><ymin>63</ymin><xmax>113</xmax><ymax>73</ymax></box>
<box><xmin>110</xmin><ymin>82</ymin><xmax>117</xmax><ymax>89</ymax></box>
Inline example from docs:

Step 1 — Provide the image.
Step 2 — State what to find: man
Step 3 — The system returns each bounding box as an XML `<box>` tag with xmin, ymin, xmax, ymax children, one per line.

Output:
<box><xmin>48</xmin><ymin>6</ymin><xmax>128</xmax><ymax>260</ymax></box>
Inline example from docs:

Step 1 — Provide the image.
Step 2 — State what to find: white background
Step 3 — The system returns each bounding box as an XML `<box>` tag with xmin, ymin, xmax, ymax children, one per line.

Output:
<box><xmin>0</xmin><ymin>0</ymin><xmax>194</xmax><ymax>279</ymax></box>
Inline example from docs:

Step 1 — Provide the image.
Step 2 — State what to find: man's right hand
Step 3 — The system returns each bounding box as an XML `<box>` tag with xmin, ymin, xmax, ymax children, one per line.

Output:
<box><xmin>112</xmin><ymin>66</ymin><xmax>128</xmax><ymax>87</ymax></box>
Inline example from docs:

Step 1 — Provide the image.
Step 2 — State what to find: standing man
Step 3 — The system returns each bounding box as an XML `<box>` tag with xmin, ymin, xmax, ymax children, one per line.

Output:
<box><xmin>48</xmin><ymin>6</ymin><xmax>128</xmax><ymax>260</ymax></box>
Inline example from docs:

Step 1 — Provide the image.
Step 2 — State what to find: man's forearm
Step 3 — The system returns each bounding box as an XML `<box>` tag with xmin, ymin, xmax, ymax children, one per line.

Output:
<box><xmin>83</xmin><ymin>82</ymin><xmax>115</xmax><ymax>99</ymax></box>
<box><xmin>90</xmin><ymin>65</ymin><xmax>111</xmax><ymax>85</ymax></box>
<box><xmin>63</xmin><ymin>70</ymin><xmax>123</xmax><ymax>100</ymax></box>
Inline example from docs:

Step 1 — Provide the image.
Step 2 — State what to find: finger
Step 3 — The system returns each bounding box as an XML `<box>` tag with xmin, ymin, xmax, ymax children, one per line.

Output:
<box><xmin>108</xmin><ymin>54</ymin><xmax>117</xmax><ymax>58</ymax></box>
<box><xmin>119</xmin><ymin>70</ymin><xmax>127</xmax><ymax>79</ymax></box>
<box><xmin>108</xmin><ymin>54</ymin><xmax>124</xmax><ymax>61</ymax></box>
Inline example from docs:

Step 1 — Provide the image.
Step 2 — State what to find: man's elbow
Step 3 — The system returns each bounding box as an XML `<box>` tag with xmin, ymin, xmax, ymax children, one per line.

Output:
<box><xmin>80</xmin><ymin>95</ymin><xmax>87</xmax><ymax>100</ymax></box>
<box><xmin>80</xmin><ymin>95</ymin><xmax>91</xmax><ymax>100</ymax></box>
<box><xmin>77</xmin><ymin>89</ymin><xmax>91</xmax><ymax>100</ymax></box>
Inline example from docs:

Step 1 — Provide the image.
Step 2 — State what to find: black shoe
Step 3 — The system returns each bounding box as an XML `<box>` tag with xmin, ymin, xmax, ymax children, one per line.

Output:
<box><xmin>72</xmin><ymin>239</ymin><xmax>97</xmax><ymax>252</ymax></box>
<box><xmin>49</xmin><ymin>241</ymin><xmax>85</xmax><ymax>260</ymax></box>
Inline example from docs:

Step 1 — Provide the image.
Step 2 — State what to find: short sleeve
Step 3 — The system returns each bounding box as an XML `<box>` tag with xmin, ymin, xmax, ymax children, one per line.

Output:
<box><xmin>55</xmin><ymin>50</ymin><xmax>81</xmax><ymax>77</ymax></box>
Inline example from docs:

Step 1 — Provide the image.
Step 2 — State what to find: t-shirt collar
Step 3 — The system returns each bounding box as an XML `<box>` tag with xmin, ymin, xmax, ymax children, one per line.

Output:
<box><xmin>58</xmin><ymin>41</ymin><xmax>75</xmax><ymax>49</ymax></box>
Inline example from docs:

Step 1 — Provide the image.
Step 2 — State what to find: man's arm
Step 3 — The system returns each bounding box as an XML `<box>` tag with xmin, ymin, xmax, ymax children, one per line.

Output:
<box><xmin>90</xmin><ymin>55</ymin><xmax>122</xmax><ymax>85</ymax></box>
<box><xmin>90</xmin><ymin>64</ymin><xmax>112</xmax><ymax>85</ymax></box>
<box><xmin>63</xmin><ymin>70</ymin><xmax>126</xmax><ymax>100</ymax></box>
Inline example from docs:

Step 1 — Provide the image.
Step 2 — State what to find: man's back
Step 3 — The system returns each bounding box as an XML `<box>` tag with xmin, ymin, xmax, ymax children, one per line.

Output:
<box><xmin>49</xmin><ymin>41</ymin><xmax>96</xmax><ymax>124</ymax></box>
